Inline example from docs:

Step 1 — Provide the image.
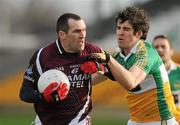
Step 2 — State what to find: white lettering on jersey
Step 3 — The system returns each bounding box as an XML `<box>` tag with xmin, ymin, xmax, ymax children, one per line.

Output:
<box><xmin>24</xmin><ymin>75</ymin><xmax>35</xmax><ymax>82</ymax></box>
<box><xmin>71</xmin><ymin>68</ymin><xmax>79</xmax><ymax>74</ymax></box>
<box><xmin>56</xmin><ymin>67</ymin><xmax>65</xmax><ymax>71</ymax></box>
<box><xmin>68</xmin><ymin>74</ymin><xmax>88</xmax><ymax>88</ymax></box>
<box><xmin>71</xmin><ymin>81</ymin><xmax>84</xmax><ymax>88</ymax></box>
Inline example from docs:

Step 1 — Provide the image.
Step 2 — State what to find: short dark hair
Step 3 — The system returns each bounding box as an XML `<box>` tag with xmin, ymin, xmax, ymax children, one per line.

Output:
<box><xmin>153</xmin><ymin>35</ymin><xmax>173</xmax><ymax>49</ymax></box>
<box><xmin>115</xmin><ymin>6</ymin><xmax>149</xmax><ymax>40</ymax></box>
<box><xmin>56</xmin><ymin>13</ymin><xmax>81</xmax><ymax>33</ymax></box>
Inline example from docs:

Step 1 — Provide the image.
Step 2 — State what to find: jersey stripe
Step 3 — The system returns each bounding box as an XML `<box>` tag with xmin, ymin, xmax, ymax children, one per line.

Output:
<box><xmin>56</xmin><ymin>39</ymin><xmax>62</xmax><ymax>54</ymax></box>
<box><xmin>135</xmin><ymin>41</ymin><xmax>147</xmax><ymax>70</ymax></box>
<box><xmin>156</xmin><ymin>64</ymin><xmax>172</xmax><ymax>119</ymax></box>
<box><xmin>69</xmin><ymin>80</ymin><xmax>91</xmax><ymax>124</ymax></box>
<box><xmin>36</xmin><ymin>48</ymin><xmax>44</xmax><ymax>75</ymax></box>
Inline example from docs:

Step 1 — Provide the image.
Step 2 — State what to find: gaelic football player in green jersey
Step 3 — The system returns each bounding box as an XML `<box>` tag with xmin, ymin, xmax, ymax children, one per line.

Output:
<box><xmin>81</xmin><ymin>7</ymin><xmax>180</xmax><ymax>125</ymax></box>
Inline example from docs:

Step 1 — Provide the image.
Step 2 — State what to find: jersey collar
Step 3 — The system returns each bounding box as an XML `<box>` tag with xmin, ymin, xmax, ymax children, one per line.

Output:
<box><xmin>55</xmin><ymin>39</ymin><xmax>81</xmax><ymax>56</ymax></box>
<box><xmin>116</xmin><ymin>40</ymin><xmax>142</xmax><ymax>61</ymax></box>
<box><xmin>55</xmin><ymin>39</ymin><xmax>63</xmax><ymax>54</ymax></box>
<box><xmin>168</xmin><ymin>60</ymin><xmax>178</xmax><ymax>73</ymax></box>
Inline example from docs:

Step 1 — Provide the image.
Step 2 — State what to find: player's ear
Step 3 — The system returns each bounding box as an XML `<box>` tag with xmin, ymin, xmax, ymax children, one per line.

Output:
<box><xmin>58</xmin><ymin>31</ymin><xmax>66</xmax><ymax>39</ymax></box>
<box><xmin>136</xmin><ymin>31</ymin><xmax>143</xmax><ymax>39</ymax></box>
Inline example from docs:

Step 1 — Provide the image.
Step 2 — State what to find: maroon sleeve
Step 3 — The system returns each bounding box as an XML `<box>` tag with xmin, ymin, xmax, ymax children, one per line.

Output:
<box><xmin>19</xmin><ymin>49</ymin><xmax>44</xmax><ymax>103</ymax></box>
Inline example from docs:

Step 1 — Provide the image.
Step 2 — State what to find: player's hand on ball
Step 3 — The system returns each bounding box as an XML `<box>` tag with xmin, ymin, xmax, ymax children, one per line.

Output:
<box><xmin>57</xmin><ymin>82</ymin><xmax>69</xmax><ymax>100</ymax></box>
<box><xmin>38</xmin><ymin>69</ymin><xmax>70</xmax><ymax>103</ymax></box>
<box><xmin>43</xmin><ymin>82</ymin><xmax>58</xmax><ymax>103</ymax></box>
<box><xmin>80</xmin><ymin>61</ymin><xmax>105</xmax><ymax>75</ymax></box>
<box><xmin>86</xmin><ymin>53</ymin><xmax>110</xmax><ymax>63</ymax></box>
<box><xmin>43</xmin><ymin>82</ymin><xmax>69</xmax><ymax>102</ymax></box>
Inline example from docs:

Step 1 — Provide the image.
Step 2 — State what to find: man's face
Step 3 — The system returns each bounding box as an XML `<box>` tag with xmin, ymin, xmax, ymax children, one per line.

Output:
<box><xmin>62</xmin><ymin>19</ymin><xmax>86</xmax><ymax>53</ymax></box>
<box><xmin>153</xmin><ymin>38</ymin><xmax>173</xmax><ymax>62</ymax></box>
<box><xmin>116</xmin><ymin>20</ymin><xmax>141</xmax><ymax>50</ymax></box>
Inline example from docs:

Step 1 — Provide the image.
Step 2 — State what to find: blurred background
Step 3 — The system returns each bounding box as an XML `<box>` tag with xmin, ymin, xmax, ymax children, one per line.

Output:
<box><xmin>0</xmin><ymin>0</ymin><xmax>180</xmax><ymax>124</ymax></box>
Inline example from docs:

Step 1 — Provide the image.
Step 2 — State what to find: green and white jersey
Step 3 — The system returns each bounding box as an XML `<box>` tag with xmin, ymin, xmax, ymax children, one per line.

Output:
<box><xmin>168</xmin><ymin>61</ymin><xmax>180</xmax><ymax>106</ymax></box>
<box><xmin>112</xmin><ymin>40</ymin><xmax>179</xmax><ymax>122</ymax></box>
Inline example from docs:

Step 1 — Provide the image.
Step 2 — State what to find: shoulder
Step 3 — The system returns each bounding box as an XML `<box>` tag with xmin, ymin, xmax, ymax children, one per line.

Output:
<box><xmin>136</xmin><ymin>41</ymin><xmax>148</xmax><ymax>56</ymax></box>
<box><xmin>138</xmin><ymin>41</ymin><xmax>159</xmax><ymax>59</ymax></box>
<box><xmin>137</xmin><ymin>41</ymin><xmax>156</xmax><ymax>54</ymax></box>
<box><xmin>135</xmin><ymin>41</ymin><xmax>162</xmax><ymax>70</ymax></box>
<box><xmin>173</xmin><ymin>62</ymin><xmax>180</xmax><ymax>72</ymax></box>
<box><xmin>39</xmin><ymin>41</ymin><xmax>57</xmax><ymax>57</ymax></box>
<box><xmin>169</xmin><ymin>63</ymin><xmax>180</xmax><ymax>77</ymax></box>
<box><xmin>174</xmin><ymin>62</ymin><xmax>180</xmax><ymax>68</ymax></box>
<box><xmin>30</xmin><ymin>41</ymin><xmax>57</xmax><ymax>64</ymax></box>
<box><xmin>144</xmin><ymin>41</ymin><xmax>158</xmax><ymax>54</ymax></box>
<box><xmin>41</xmin><ymin>41</ymin><xmax>56</xmax><ymax>53</ymax></box>
<box><xmin>29</xmin><ymin>42</ymin><xmax>55</xmax><ymax>63</ymax></box>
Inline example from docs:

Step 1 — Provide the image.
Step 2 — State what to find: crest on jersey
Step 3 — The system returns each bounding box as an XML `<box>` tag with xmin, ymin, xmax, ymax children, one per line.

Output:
<box><xmin>26</xmin><ymin>64</ymin><xmax>33</xmax><ymax>75</ymax></box>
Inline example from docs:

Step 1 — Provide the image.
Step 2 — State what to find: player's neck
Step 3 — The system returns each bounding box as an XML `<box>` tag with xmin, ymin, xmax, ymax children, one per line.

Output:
<box><xmin>60</xmin><ymin>39</ymin><xmax>75</xmax><ymax>53</ymax></box>
<box><xmin>122</xmin><ymin>49</ymin><xmax>130</xmax><ymax>56</ymax></box>
<box><xmin>164</xmin><ymin>59</ymin><xmax>173</xmax><ymax>71</ymax></box>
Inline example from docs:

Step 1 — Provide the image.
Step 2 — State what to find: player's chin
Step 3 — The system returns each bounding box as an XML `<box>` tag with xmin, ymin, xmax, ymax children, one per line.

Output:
<box><xmin>78</xmin><ymin>43</ymin><xmax>85</xmax><ymax>52</ymax></box>
<box><xmin>78</xmin><ymin>47</ymin><xmax>84</xmax><ymax>53</ymax></box>
<box><xmin>73</xmin><ymin>45</ymin><xmax>84</xmax><ymax>53</ymax></box>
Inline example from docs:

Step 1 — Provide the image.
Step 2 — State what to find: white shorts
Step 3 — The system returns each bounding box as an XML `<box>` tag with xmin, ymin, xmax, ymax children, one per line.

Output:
<box><xmin>31</xmin><ymin>115</ymin><xmax>91</xmax><ymax>125</ymax></box>
<box><xmin>31</xmin><ymin>115</ymin><xmax>41</xmax><ymax>125</ymax></box>
<box><xmin>73</xmin><ymin>115</ymin><xmax>91</xmax><ymax>125</ymax></box>
<box><xmin>127</xmin><ymin>117</ymin><xmax>178</xmax><ymax>125</ymax></box>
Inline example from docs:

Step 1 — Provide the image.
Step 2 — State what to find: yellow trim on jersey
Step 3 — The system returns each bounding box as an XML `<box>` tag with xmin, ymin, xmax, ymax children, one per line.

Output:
<box><xmin>175</xmin><ymin>106</ymin><xmax>180</xmax><ymax>124</ymax></box>
<box><xmin>127</xmin><ymin>82</ymin><xmax>177</xmax><ymax>122</ymax></box>
<box><xmin>135</xmin><ymin>41</ymin><xmax>147</xmax><ymax>70</ymax></box>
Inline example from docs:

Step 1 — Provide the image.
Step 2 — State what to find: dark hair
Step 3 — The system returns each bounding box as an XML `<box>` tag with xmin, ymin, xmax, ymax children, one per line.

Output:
<box><xmin>115</xmin><ymin>6</ymin><xmax>149</xmax><ymax>40</ymax></box>
<box><xmin>56</xmin><ymin>13</ymin><xmax>81</xmax><ymax>33</ymax></box>
<box><xmin>153</xmin><ymin>35</ymin><xmax>173</xmax><ymax>48</ymax></box>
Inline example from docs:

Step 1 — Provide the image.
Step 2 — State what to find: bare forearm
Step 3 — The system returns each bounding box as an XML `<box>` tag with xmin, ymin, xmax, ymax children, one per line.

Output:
<box><xmin>107</xmin><ymin>56</ymin><xmax>136</xmax><ymax>90</ymax></box>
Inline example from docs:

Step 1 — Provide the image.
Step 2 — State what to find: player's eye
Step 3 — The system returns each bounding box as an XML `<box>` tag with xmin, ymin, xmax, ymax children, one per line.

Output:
<box><xmin>123</xmin><ymin>27</ymin><xmax>132</xmax><ymax>31</ymax></box>
<box><xmin>116</xmin><ymin>26</ymin><xmax>121</xmax><ymax>30</ymax></box>
<box><xmin>73</xmin><ymin>29</ymin><xmax>81</xmax><ymax>33</ymax></box>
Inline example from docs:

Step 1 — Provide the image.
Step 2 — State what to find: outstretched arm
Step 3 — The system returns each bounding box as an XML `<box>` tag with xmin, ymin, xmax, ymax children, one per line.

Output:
<box><xmin>107</xmin><ymin>56</ymin><xmax>146</xmax><ymax>90</ymax></box>
<box><xmin>83</xmin><ymin>53</ymin><xmax>147</xmax><ymax>90</ymax></box>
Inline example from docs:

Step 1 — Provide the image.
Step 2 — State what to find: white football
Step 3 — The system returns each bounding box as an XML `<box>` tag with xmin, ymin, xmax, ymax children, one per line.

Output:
<box><xmin>38</xmin><ymin>69</ymin><xmax>70</xmax><ymax>93</ymax></box>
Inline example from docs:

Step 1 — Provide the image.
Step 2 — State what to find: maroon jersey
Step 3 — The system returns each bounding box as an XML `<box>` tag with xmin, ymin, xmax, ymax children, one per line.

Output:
<box><xmin>20</xmin><ymin>39</ymin><xmax>103</xmax><ymax>125</ymax></box>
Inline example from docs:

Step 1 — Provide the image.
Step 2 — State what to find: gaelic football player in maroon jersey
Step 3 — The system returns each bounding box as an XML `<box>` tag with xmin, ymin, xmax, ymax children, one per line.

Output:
<box><xmin>19</xmin><ymin>13</ymin><xmax>106</xmax><ymax>125</ymax></box>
